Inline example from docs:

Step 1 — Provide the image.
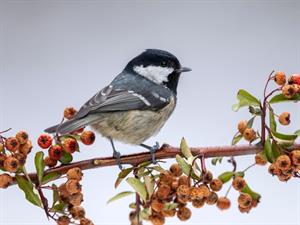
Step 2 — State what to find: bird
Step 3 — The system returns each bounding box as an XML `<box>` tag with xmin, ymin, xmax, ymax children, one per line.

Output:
<box><xmin>45</xmin><ymin>49</ymin><xmax>191</xmax><ymax>169</ymax></box>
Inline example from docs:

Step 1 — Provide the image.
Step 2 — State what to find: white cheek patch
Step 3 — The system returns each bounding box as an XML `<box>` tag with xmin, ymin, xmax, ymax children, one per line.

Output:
<box><xmin>133</xmin><ymin>65</ymin><xmax>174</xmax><ymax>84</ymax></box>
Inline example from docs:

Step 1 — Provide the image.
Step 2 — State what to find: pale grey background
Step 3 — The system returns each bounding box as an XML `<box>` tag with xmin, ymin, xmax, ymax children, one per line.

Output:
<box><xmin>0</xmin><ymin>0</ymin><xmax>300</xmax><ymax>224</ymax></box>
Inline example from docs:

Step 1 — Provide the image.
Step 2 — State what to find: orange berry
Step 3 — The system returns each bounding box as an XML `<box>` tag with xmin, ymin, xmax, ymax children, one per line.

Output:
<box><xmin>67</xmin><ymin>167</ymin><xmax>83</xmax><ymax>181</ymax></box>
<box><xmin>274</xmin><ymin>71</ymin><xmax>286</xmax><ymax>85</ymax></box>
<box><xmin>38</xmin><ymin>134</ymin><xmax>53</xmax><ymax>149</ymax></box>
<box><xmin>48</xmin><ymin>145</ymin><xmax>62</xmax><ymax>160</ymax></box>
<box><xmin>70</xmin><ymin>206</ymin><xmax>85</xmax><ymax>219</ymax></box>
<box><xmin>149</xmin><ymin>214</ymin><xmax>165</xmax><ymax>225</ymax></box>
<box><xmin>19</xmin><ymin>140</ymin><xmax>32</xmax><ymax>155</ymax></box>
<box><xmin>238</xmin><ymin>120</ymin><xmax>248</xmax><ymax>134</ymax></box>
<box><xmin>0</xmin><ymin>174</ymin><xmax>13</xmax><ymax>189</ymax></box>
<box><xmin>288</xmin><ymin>73</ymin><xmax>300</xmax><ymax>85</ymax></box>
<box><xmin>192</xmin><ymin>198</ymin><xmax>205</xmax><ymax>208</ymax></box>
<box><xmin>44</xmin><ymin>156</ymin><xmax>57</xmax><ymax>167</ymax></box>
<box><xmin>232</xmin><ymin>176</ymin><xmax>246</xmax><ymax>191</ymax></box>
<box><xmin>80</xmin><ymin>131</ymin><xmax>96</xmax><ymax>145</ymax></box>
<box><xmin>203</xmin><ymin>170</ymin><xmax>213</xmax><ymax>182</ymax></box>
<box><xmin>57</xmin><ymin>216</ymin><xmax>70</xmax><ymax>225</ymax></box>
<box><xmin>14</xmin><ymin>153</ymin><xmax>26</xmax><ymax>166</ymax></box>
<box><xmin>0</xmin><ymin>153</ymin><xmax>7</xmax><ymax>169</ymax></box>
<box><xmin>63</xmin><ymin>138</ymin><xmax>79</xmax><ymax>154</ymax></box>
<box><xmin>282</xmin><ymin>84</ymin><xmax>297</xmax><ymax>98</ymax></box>
<box><xmin>58</xmin><ymin>184</ymin><xmax>70</xmax><ymax>199</ymax></box>
<box><xmin>5</xmin><ymin>137</ymin><xmax>20</xmax><ymax>152</ymax></box>
<box><xmin>15</xmin><ymin>131</ymin><xmax>29</xmax><ymax>145</ymax></box>
<box><xmin>151</xmin><ymin>199</ymin><xmax>164</xmax><ymax>212</ymax></box>
<box><xmin>238</xmin><ymin>205</ymin><xmax>252</xmax><ymax>213</ymax></box>
<box><xmin>156</xmin><ymin>183</ymin><xmax>171</xmax><ymax>199</ymax></box>
<box><xmin>80</xmin><ymin>218</ymin><xmax>94</xmax><ymax>225</ymax></box>
<box><xmin>268</xmin><ymin>163</ymin><xmax>280</xmax><ymax>176</ymax></box>
<box><xmin>290</xmin><ymin>150</ymin><xmax>300</xmax><ymax>166</ymax></box>
<box><xmin>171</xmin><ymin>180</ymin><xmax>179</xmax><ymax>191</ymax></box>
<box><xmin>69</xmin><ymin>192</ymin><xmax>83</xmax><ymax>206</ymax></box>
<box><xmin>206</xmin><ymin>191</ymin><xmax>218</xmax><ymax>205</ymax></box>
<box><xmin>64</xmin><ymin>107</ymin><xmax>77</xmax><ymax>120</ymax></box>
<box><xmin>210</xmin><ymin>178</ymin><xmax>223</xmax><ymax>192</ymax></box>
<box><xmin>177</xmin><ymin>206</ymin><xmax>191</xmax><ymax>221</ymax></box>
<box><xmin>189</xmin><ymin>187</ymin><xmax>204</xmax><ymax>201</ymax></box>
<box><xmin>243</xmin><ymin>128</ymin><xmax>256</xmax><ymax>142</ymax></box>
<box><xmin>0</xmin><ymin>143</ymin><xmax>4</xmax><ymax>152</ymax></box>
<box><xmin>159</xmin><ymin>171</ymin><xmax>174</xmax><ymax>186</ymax></box>
<box><xmin>279</xmin><ymin>112</ymin><xmax>290</xmax><ymax>126</ymax></box>
<box><xmin>178</xmin><ymin>175</ymin><xmax>191</xmax><ymax>187</ymax></box>
<box><xmin>216</xmin><ymin>197</ymin><xmax>231</xmax><ymax>210</ymax></box>
<box><xmin>161</xmin><ymin>209</ymin><xmax>176</xmax><ymax>217</ymax></box>
<box><xmin>198</xmin><ymin>184</ymin><xmax>210</xmax><ymax>198</ymax></box>
<box><xmin>255</xmin><ymin>153</ymin><xmax>267</xmax><ymax>165</ymax></box>
<box><xmin>3</xmin><ymin>156</ymin><xmax>19</xmax><ymax>173</ymax></box>
<box><xmin>66</xmin><ymin>179</ymin><xmax>82</xmax><ymax>194</ymax></box>
<box><xmin>238</xmin><ymin>193</ymin><xmax>252</xmax><ymax>208</ymax></box>
<box><xmin>169</xmin><ymin>163</ymin><xmax>182</xmax><ymax>177</ymax></box>
<box><xmin>275</xmin><ymin>155</ymin><xmax>291</xmax><ymax>171</ymax></box>
<box><xmin>176</xmin><ymin>185</ymin><xmax>190</xmax><ymax>198</ymax></box>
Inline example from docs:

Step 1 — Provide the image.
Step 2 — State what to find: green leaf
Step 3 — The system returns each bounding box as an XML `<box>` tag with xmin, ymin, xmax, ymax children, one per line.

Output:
<box><xmin>232</xmin><ymin>89</ymin><xmax>261</xmax><ymax>112</ymax></box>
<box><xmin>163</xmin><ymin>202</ymin><xmax>178</xmax><ymax>210</ymax></box>
<box><xmin>247</xmin><ymin>117</ymin><xmax>256</xmax><ymax>128</ymax></box>
<box><xmin>51</xmin><ymin>203</ymin><xmax>67</xmax><ymax>212</ymax></box>
<box><xmin>115</xmin><ymin>167</ymin><xmax>134</xmax><ymax>188</ymax></box>
<box><xmin>176</xmin><ymin>155</ymin><xmax>200</xmax><ymax>180</ymax></box>
<box><xmin>126</xmin><ymin>177</ymin><xmax>147</xmax><ymax>202</ymax></box>
<box><xmin>144</xmin><ymin>176</ymin><xmax>155</xmax><ymax>197</ymax></box>
<box><xmin>241</xmin><ymin>184</ymin><xmax>261</xmax><ymax>201</ymax></box>
<box><xmin>218</xmin><ymin>171</ymin><xmax>234</xmax><ymax>183</ymax></box>
<box><xmin>107</xmin><ymin>191</ymin><xmax>134</xmax><ymax>204</ymax></box>
<box><xmin>180</xmin><ymin>137</ymin><xmax>193</xmax><ymax>159</ymax></box>
<box><xmin>235</xmin><ymin>171</ymin><xmax>245</xmax><ymax>177</ymax></box>
<box><xmin>140</xmin><ymin>208</ymin><xmax>151</xmax><ymax>220</ymax></box>
<box><xmin>59</xmin><ymin>151</ymin><xmax>73</xmax><ymax>164</ymax></box>
<box><xmin>271</xmin><ymin>141</ymin><xmax>281</xmax><ymax>160</ymax></box>
<box><xmin>269</xmin><ymin>93</ymin><xmax>300</xmax><ymax>104</ymax></box>
<box><xmin>272</xmin><ymin>130</ymin><xmax>298</xmax><ymax>141</ymax></box>
<box><xmin>269</xmin><ymin>109</ymin><xmax>277</xmax><ymax>131</ymax></box>
<box><xmin>231</xmin><ymin>134</ymin><xmax>243</xmax><ymax>145</ymax></box>
<box><xmin>52</xmin><ymin>184</ymin><xmax>59</xmax><ymax>206</ymax></box>
<box><xmin>151</xmin><ymin>165</ymin><xmax>165</xmax><ymax>173</ymax></box>
<box><xmin>41</xmin><ymin>172</ymin><xmax>61</xmax><ymax>185</ymax></box>
<box><xmin>34</xmin><ymin>151</ymin><xmax>45</xmax><ymax>184</ymax></box>
<box><xmin>211</xmin><ymin>157</ymin><xmax>223</xmax><ymax>166</ymax></box>
<box><xmin>249</xmin><ymin>106</ymin><xmax>262</xmax><ymax>115</ymax></box>
<box><xmin>15</xmin><ymin>175</ymin><xmax>42</xmax><ymax>207</ymax></box>
<box><xmin>263</xmin><ymin>138</ymin><xmax>275</xmax><ymax>163</ymax></box>
<box><xmin>295</xmin><ymin>130</ymin><xmax>300</xmax><ymax>136</ymax></box>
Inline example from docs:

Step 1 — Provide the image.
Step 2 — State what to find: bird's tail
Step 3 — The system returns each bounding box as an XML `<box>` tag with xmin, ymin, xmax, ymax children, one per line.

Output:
<box><xmin>44</xmin><ymin>117</ymin><xmax>94</xmax><ymax>134</ymax></box>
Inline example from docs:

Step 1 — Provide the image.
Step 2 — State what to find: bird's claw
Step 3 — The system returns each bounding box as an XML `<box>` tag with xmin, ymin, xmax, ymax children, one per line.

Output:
<box><xmin>113</xmin><ymin>150</ymin><xmax>123</xmax><ymax>170</ymax></box>
<box><xmin>149</xmin><ymin>142</ymin><xmax>160</xmax><ymax>164</ymax></box>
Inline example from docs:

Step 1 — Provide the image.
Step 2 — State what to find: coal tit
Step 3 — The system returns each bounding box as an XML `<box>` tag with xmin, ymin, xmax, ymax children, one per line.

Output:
<box><xmin>45</xmin><ymin>49</ymin><xmax>191</xmax><ymax>168</ymax></box>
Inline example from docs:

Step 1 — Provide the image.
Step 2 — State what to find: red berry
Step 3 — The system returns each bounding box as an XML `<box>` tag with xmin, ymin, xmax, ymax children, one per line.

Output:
<box><xmin>48</xmin><ymin>145</ymin><xmax>62</xmax><ymax>160</ymax></box>
<box><xmin>38</xmin><ymin>134</ymin><xmax>53</xmax><ymax>149</ymax></box>
<box><xmin>63</xmin><ymin>138</ymin><xmax>79</xmax><ymax>154</ymax></box>
<box><xmin>80</xmin><ymin>131</ymin><xmax>95</xmax><ymax>145</ymax></box>
<box><xmin>288</xmin><ymin>74</ymin><xmax>300</xmax><ymax>85</ymax></box>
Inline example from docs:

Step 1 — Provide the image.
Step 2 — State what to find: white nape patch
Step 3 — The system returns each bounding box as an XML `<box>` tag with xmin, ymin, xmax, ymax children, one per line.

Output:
<box><xmin>133</xmin><ymin>65</ymin><xmax>174</xmax><ymax>84</ymax></box>
<box><xmin>152</xmin><ymin>92</ymin><xmax>167</xmax><ymax>102</ymax></box>
<box><xmin>128</xmin><ymin>90</ymin><xmax>151</xmax><ymax>106</ymax></box>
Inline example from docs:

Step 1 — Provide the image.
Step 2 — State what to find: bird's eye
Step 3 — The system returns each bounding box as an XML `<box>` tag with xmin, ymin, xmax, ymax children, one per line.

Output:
<box><xmin>161</xmin><ymin>61</ymin><xmax>167</xmax><ymax>67</ymax></box>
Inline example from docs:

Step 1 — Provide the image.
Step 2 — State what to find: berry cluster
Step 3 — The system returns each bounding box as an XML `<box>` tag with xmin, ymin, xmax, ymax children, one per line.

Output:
<box><xmin>56</xmin><ymin>167</ymin><xmax>93</xmax><ymax>225</ymax></box>
<box><xmin>0</xmin><ymin>131</ymin><xmax>32</xmax><ymax>188</ymax></box>
<box><xmin>38</xmin><ymin>107</ymin><xmax>95</xmax><ymax>167</ymax></box>
<box><xmin>275</xmin><ymin>72</ymin><xmax>300</xmax><ymax>98</ymax></box>
<box><xmin>237</xmin><ymin>120</ymin><xmax>257</xmax><ymax>142</ymax></box>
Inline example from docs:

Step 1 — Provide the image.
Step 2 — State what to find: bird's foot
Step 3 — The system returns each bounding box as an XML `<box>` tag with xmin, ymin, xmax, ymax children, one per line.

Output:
<box><xmin>140</xmin><ymin>142</ymin><xmax>160</xmax><ymax>164</ymax></box>
<box><xmin>113</xmin><ymin>150</ymin><xmax>123</xmax><ymax>170</ymax></box>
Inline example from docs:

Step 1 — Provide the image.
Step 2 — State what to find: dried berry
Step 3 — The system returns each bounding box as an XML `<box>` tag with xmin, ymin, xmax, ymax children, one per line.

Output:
<box><xmin>48</xmin><ymin>145</ymin><xmax>63</xmax><ymax>160</ymax></box>
<box><xmin>80</xmin><ymin>218</ymin><xmax>94</xmax><ymax>225</ymax></box>
<box><xmin>238</xmin><ymin>120</ymin><xmax>248</xmax><ymax>134</ymax></box>
<box><xmin>275</xmin><ymin>155</ymin><xmax>291</xmax><ymax>171</ymax></box>
<box><xmin>156</xmin><ymin>183</ymin><xmax>171</xmax><ymax>199</ymax></box>
<box><xmin>290</xmin><ymin>150</ymin><xmax>300</xmax><ymax>166</ymax></box>
<box><xmin>268</xmin><ymin>163</ymin><xmax>280</xmax><ymax>176</ymax></box>
<box><xmin>216</xmin><ymin>197</ymin><xmax>231</xmax><ymax>210</ymax></box>
<box><xmin>274</xmin><ymin>71</ymin><xmax>286</xmax><ymax>85</ymax></box>
<box><xmin>149</xmin><ymin>214</ymin><xmax>165</xmax><ymax>225</ymax></box>
<box><xmin>67</xmin><ymin>167</ymin><xmax>83</xmax><ymax>181</ymax></box>
<box><xmin>192</xmin><ymin>198</ymin><xmax>205</xmax><ymax>208</ymax></box>
<box><xmin>66</xmin><ymin>179</ymin><xmax>82</xmax><ymax>194</ymax></box>
<box><xmin>14</xmin><ymin>153</ymin><xmax>26</xmax><ymax>166</ymax></box>
<box><xmin>177</xmin><ymin>206</ymin><xmax>191</xmax><ymax>221</ymax></box>
<box><xmin>255</xmin><ymin>153</ymin><xmax>267</xmax><ymax>165</ymax></box>
<box><xmin>159</xmin><ymin>171</ymin><xmax>174</xmax><ymax>186</ymax></box>
<box><xmin>38</xmin><ymin>134</ymin><xmax>53</xmax><ymax>149</ymax></box>
<box><xmin>232</xmin><ymin>176</ymin><xmax>246</xmax><ymax>191</ymax></box>
<box><xmin>238</xmin><ymin>205</ymin><xmax>252</xmax><ymax>213</ymax></box>
<box><xmin>69</xmin><ymin>192</ymin><xmax>83</xmax><ymax>206</ymax></box>
<box><xmin>176</xmin><ymin>185</ymin><xmax>190</xmax><ymax>198</ymax></box>
<box><xmin>279</xmin><ymin>112</ymin><xmax>290</xmax><ymax>126</ymax></box>
<box><xmin>169</xmin><ymin>163</ymin><xmax>182</xmax><ymax>177</ymax></box>
<box><xmin>3</xmin><ymin>156</ymin><xmax>19</xmax><ymax>173</ymax></box>
<box><xmin>44</xmin><ymin>156</ymin><xmax>57</xmax><ymax>167</ymax></box>
<box><xmin>171</xmin><ymin>180</ymin><xmax>179</xmax><ymax>191</ymax></box>
<box><xmin>278</xmin><ymin>170</ymin><xmax>292</xmax><ymax>182</ymax></box>
<box><xmin>203</xmin><ymin>170</ymin><xmax>213</xmax><ymax>182</ymax></box>
<box><xmin>238</xmin><ymin>193</ymin><xmax>252</xmax><ymax>208</ymax></box>
<box><xmin>178</xmin><ymin>175</ymin><xmax>191</xmax><ymax>187</ymax></box>
<box><xmin>282</xmin><ymin>84</ymin><xmax>297</xmax><ymax>98</ymax></box>
<box><xmin>64</xmin><ymin>107</ymin><xmax>77</xmax><ymax>120</ymax></box>
<box><xmin>0</xmin><ymin>154</ymin><xmax>7</xmax><ymax>168</ymax></box>
<box><xmin>206</xmin><ymin>191</ymin><xmax>218</xmax><ymax>205</ymax></box>
<box><xmin>19</xmin><ymin>140</ymin><xmax>32</xmax><ymax>155</ymax></box>
<box><xmin>151</xmin><ymin>199</ymin><xmax>164</xmax><ymax>212</ymax></box>
<box><xmin>198</xmin><ymin>184</ymin><xmax>210</xmax><ymax>198</ymax></box>
<box><xmin>70</xmin><ymin>206</ymin><xmax>86</xmax><ymax>219</ymax></box>
<box><xmin>63</xmin><ymin>138</ymin><xmax>79</xmax><ymax>154</ymax></box>
<box><xmin>176</xmin><ymin>195</ymin><xmax>189</xmax><ymax>204</ymax></box>
<box><xmin>0</xmin><ymin>173</ymin><xmax>13</xmax><ymax>189</ymax></box>
<box><xmin>80</xmin><ymin>131</ymin><xmax>96</xmax><ymax>145</ymax></box>
<box><xmin>243</xmin><ymin>128</ymin><xmax>256</xmax><ymax>142</ymax></box>
<box><xmin>210</xmin><ymin>178</ymin><xmax>223</xmax><ymax>192</ymax></box>
<box><xmin>59</xmin><ymin>184</ymin><xmax>70</xmax><ymax>199</ymax></box>
<box><xmin>189</xmin><ymin>187</ymin><xmax>203</xmax><ymax>201</ymax></box>
<box><xmin>57</xmin><ymin>216</ymin><xmax>70</xmax><ymax>225</ymax></box>
<box><xmin>5</xmin><ymin>137</ymin><xmax>20</xmax><ymax>152</ymax></box>
<box><xmin>15</xmin><ymin>131</ymin><xmax>29</xmax><ymax>145</ymax></box>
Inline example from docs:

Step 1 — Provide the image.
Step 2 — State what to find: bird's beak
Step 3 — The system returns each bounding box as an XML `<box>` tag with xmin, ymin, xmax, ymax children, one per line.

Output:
<box><xmin>176</xmin><ymin>67</ymin><xmax>192</xmax><ymax>73</ymax></box>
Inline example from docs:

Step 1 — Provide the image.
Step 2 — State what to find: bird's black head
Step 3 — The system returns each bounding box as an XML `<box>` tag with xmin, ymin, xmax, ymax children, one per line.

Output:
<box><xmin>125</xmin><ymin>49</ymin><xmax>191</xmax><ymax>94</ymax></box>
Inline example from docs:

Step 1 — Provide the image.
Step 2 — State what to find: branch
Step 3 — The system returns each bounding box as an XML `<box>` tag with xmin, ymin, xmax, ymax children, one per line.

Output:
<box><xmin>9</xmin><ymin>143</ymin><xmax>300</xmax><ymax>187</ymax></box>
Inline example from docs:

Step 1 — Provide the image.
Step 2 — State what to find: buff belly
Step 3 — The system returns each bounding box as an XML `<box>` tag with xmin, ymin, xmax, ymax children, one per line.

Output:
<box><xmin>90</xmin><ymin>98</ymin><xmax>176</xmax><ymax>145</ymax></box>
